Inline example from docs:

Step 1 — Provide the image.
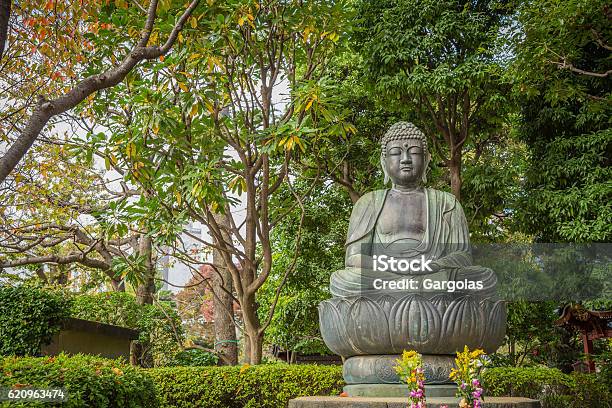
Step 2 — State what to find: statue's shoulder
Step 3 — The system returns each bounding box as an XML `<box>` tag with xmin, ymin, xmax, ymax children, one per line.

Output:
<box><xmin>355</xmin><ymin>189</ymin><xmax>388</xmax><ymax>205</ymax></box>
<box><xmin>353</xmin><ymin>190</ymin><xmax>387</xmax><ymax>215</ymax></box>
<box><xmin>425</xmin><ymin>188</ymin><xmax>460</xmax><ymax>210</ymax></box>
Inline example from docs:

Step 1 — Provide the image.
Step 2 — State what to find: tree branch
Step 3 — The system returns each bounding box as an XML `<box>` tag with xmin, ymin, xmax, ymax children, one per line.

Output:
<box><xmin>0</xmin><ymin>0</ymin><xmax>200</xmax><ymax>183</ymax></box>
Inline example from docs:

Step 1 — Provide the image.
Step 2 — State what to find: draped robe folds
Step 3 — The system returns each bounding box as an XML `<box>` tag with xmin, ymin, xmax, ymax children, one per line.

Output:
<box><xmin>330</xmin><ymin>188</ymin><xmax>497</xmax><ymax>298</ymax></box>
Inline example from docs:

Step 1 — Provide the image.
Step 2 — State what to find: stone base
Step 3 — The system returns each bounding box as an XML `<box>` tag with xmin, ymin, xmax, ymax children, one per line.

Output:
<box><xmin>344</xmin><ymin>354</ymin><xmax>454</xmax><ymax>384</ymax></box>
<box><xmin>289</xmin><ymin>396</ymin><xmax>541</xmax><ymax>408</ymax></box>
<box><xmin>344</xmin><ymin>384</ymin><xmax>456</xmax><ymax>398</ymax></box>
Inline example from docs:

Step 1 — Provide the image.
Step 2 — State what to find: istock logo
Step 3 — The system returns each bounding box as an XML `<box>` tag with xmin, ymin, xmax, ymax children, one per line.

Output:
<box><xmin>372</xmin><ymin>254</ymin><xmax>433</xmax><ymax>273</ymax></box>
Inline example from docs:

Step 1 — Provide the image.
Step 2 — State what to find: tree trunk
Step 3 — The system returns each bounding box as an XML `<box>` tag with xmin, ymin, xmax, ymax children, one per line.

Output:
<box><xmin>347</xmin><ymin>188</ymin><xmax>361</xmax><ymax>204</ymax></box>
<box><xmin>242</xmin><ymin>295</ymin><xmax>263</xmax><ymax>364</ymax></box>
<box><xmin>136</xmin><ymin>235</ymin><xmax>155</xmax><ymax>305</ymax></box>
<box><xmin>0</xmin><ymin>0</ymin><xmax>11</xmax><ymax>61</ymax></box>
<box><xmin>211</xmin><ymin>236</ymin><xmax>238</xmax><ymax>365</ymax></box>
<box><xmin>449</xmin><ymin>153</ymin><xmax>462</xmax><ymax>201</ymax></box>
<box><xmin>35</xmin><ymin>264</ymin><xmax>48</xmax><ymax>283</ymax></box>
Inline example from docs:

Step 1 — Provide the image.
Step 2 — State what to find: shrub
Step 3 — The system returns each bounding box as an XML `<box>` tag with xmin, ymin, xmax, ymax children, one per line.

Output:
<box><xmin>0</xmin><ymin>284</ymin><xmax>71</xmax><ymax>356</ymax></box>
<box><xmin>169</xmin><ymin>348</ymin><xmax>219</xmax><ymax>367</ymax></box>
<box><xmin>482</xmin><ymin>366</ymin><xmax>612</xmax><ymax>408</ymax></box>
<box><xmin>148</xmin><ymin>364</ymin><xmax>344</xmax><ymax>408</ymax></box>
<box><xmin>0</xmin><ymin>354</ymin><xmax>157</xmax><ymax>408</ymax></box>
<box><xmin>71</xmin><ymin>292</ymin><xmax>184</xmax><ymax>367</ymax></box>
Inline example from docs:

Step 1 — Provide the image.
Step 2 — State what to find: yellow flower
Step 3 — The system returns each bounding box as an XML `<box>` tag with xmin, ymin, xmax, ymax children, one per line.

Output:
<box><xmin>470</xmin><ymin>349</ymin><xmax>485</xmax><ymax>359</ymax></box>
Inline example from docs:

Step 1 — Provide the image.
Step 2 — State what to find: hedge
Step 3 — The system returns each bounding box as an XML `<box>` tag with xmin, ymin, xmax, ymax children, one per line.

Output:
<box><xmin>0</xmin><ymin>284</ymin><xmax>71</xmax><ymax>356</ymax></box>
<box><xmin>147</xmin><ymin>364</ymin><xmax>344</xmax><ymax>408</ymax></box>
<box><xmin>482</xmin><ymin>366</ymin><xmax>612</xmax><ymax>408</ymax></box>
<box><xmin>2</xmin><ymin>355</ymin><xmax>611</xmax><ymax>408</ymax></box>
<box><xmin>0</xmin><ymin>354</ymin><xmax>157</xmax><ymax>408</ymax></box>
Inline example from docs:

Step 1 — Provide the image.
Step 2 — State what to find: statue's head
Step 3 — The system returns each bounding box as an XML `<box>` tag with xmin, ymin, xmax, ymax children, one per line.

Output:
<box><xmin>380</xmin><ymin>122</ymin><xmax>430</xmax><ymax>187</ymax></box>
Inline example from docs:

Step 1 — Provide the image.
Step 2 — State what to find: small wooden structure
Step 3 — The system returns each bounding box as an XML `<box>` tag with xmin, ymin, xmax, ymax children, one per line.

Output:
<box><xmin>41</xmin><ymin>318</ymin><xmax>139</xmax><ymax>361</ymax></box>
<box><xmin>555</xmin><ymin>304</ymin><xmax>612</xmax><ymax>372</ymax></box>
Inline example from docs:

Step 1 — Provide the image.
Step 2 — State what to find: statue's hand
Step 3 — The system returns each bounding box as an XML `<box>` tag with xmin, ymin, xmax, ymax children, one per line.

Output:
<box><xmin>345</xmin><ymin>253</ymin><xmax>373</xmax><ymax>269</ymax></box>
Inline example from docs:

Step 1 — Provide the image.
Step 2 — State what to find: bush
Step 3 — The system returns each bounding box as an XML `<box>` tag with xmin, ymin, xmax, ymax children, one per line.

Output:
<box><xmin>0</xmin><ymin>354</ymin><xmax>157</xmax><ymax>408</ymax></box>
<box><xmin>169</xmin><ymin>348</ymin><xmax>219</xmax><ymax>367</ymax></box>
<box><xmin>482</xmin><ymin>366</ymin><xmax>612</xmax><ymax>408</ymax></box>
<box><xmin>71</xmin><ymin>292</ymin><xmax>184</xmax><ymax>367</ymax></box>
<box><xmin>0</xmin><ymin>284</ymin><xmax>71</xmax><ymax>356</ymax></box>
<box><xmin>148</xmin><ymin>364</ymin><xmax>344</xmax><ymax>408</ymax></box>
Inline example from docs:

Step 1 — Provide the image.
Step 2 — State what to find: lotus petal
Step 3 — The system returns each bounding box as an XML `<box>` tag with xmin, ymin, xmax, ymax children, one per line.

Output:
<box><xmin>480</xmin><ymin>299</ymin><xmax>507</xmax><ymax>352</ymax></box>
<box><xmin>318</xmin><ymin>300</ymin><xmax>356</xmax><ymax>357</ymax></box>
<box><xmin>441</xmin><ymin>295</ymin><xmax>483</xmax><ymax>353</ymax></box>
<box><xmin>346</xmin><ymin>297</ymin><xmax>391</xmax><ymax>354</ymax></box>
<box><xmin>389</xmin><ymin>294</ymin><xmax>441</xmax><ymax>353</ymax></box>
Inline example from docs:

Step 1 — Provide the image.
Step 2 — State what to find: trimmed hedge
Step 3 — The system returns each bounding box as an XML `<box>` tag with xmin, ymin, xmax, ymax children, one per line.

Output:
<box><xmin>147</xmin><ymin>364</ymin><xmax>344</xmax><ymax>408</ymax></box>
<box><xmin>482</xmin><ymin>366</ymin><xmax>612</xmax><ymax>408</ymax></box>
<box><xmin>2</xmin><ymin>355</ymin><xmax>610</xmax><ymax>408</ymax></box>
<box><xmin>0</xmin><ymin>354</ymin><xmax>157</xmax><ymax>408</ymax></box>
<box><xmin>0</xmin><ymin>284</ymin><xmax>71</xmax><ymax>356</ymax></box>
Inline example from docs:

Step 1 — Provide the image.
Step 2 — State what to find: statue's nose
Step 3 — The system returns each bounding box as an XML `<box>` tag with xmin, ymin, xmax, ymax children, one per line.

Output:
<box><xmin>400</xmin><ymin>151</ymin><xmax>412</xmax><ymax>164</ymax></box>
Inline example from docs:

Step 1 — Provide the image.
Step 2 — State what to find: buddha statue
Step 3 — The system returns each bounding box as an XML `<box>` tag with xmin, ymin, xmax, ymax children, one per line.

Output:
<box><xmin>318</xmin><ymin>122</ymin><xmax>506</xmax><ymax>397</ymax></box>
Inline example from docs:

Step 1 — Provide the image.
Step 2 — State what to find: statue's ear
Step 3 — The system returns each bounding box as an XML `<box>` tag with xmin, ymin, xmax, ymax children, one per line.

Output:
<box><xmin>380</xmin><ymin>153</ymin><xmax>390</xmax><ymax>184</ymax></box>
<box><xmin>422</xmin><ymin>152</ymin><xmax>431</xmax><ymax>184</ymax></box>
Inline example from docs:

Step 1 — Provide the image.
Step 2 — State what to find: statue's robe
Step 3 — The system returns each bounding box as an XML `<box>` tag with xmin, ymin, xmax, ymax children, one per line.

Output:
<box><xmin>330</xmin><ymin>188</ymin><xmax>497</xmax><ymax>298</ymax></box>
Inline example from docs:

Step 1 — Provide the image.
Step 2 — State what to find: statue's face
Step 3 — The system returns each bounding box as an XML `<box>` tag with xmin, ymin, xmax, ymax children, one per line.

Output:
<box><xmin>384</xmin><ymin>139</ymin><xmax>425</xmax><ymax>187</ymax></box>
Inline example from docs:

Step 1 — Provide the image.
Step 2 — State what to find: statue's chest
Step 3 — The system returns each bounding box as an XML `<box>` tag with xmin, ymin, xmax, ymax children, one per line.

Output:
<box><xmin>376</xmin><ymin>193</ymin><xmax>426</xmax><ymax>239</ymax></box>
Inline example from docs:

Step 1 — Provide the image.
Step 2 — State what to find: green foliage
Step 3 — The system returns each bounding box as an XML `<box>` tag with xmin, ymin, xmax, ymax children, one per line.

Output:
<box><xmin>258</xmin><ymin>184</ymin><xmax>351</xmax><ymax>354</ymax></box>
<box><xmin>0</xmin><ymin>284</ymin><xmax>71</xmax><ymax>357</ymax></box>
<box><xmin>460</xmin><ymin>133</ymin><xmax>528</xmax><ymax>241</ymax></box>
<box><xmin>169</xmin><ymin>349</ymin><xmax>219</xmax><ymax>367</ymax></box>
<box><xmin>483</xmin><ymin>367</ymin><xmax>612</xmax><ymax>408</ymax></box>
<box><xmin>0</xmin><ymin>354</ymin><xmax>157</xmax><ymax>408</ymax></box>
<box><xmin>499</xmin><ymin>301</ymin><xmax>578</xmax><ymax>369</ymax></box>
<box><xmin>354</xmin><ymin>0</ymin><xmax>513</xmax><ymax>198</ymax></box>
<box><xmin>71</xmin><ymin>292</ymin><xmax>184</xmax><ymax>367</ymax></box>
<box><xmin>511</xmin><ymin>0</ymin><xmax>612</xmax><ymax>242</ymax></box>
<box><xmin>148</xmin><ymin>364</ymin><xmax>344</xmax><ymax>408</ymax></box>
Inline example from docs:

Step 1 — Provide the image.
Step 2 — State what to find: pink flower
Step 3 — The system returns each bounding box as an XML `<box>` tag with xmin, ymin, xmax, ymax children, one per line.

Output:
<box><xmin>472</xmin><ymin>378</ymin><xmax>480</xmax><ymax>387</ymax></box>
<box><xmin>460</xmin><ymin>382</ymin><xmax>467</xmax><ymax>389</ymax></box>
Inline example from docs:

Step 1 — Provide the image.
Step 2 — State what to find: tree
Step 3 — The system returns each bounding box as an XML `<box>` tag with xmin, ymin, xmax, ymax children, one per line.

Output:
<box><xmin>0</xmin><ymin>0</ymin><xmax>200</xmax><ymax>184</ymax></box>
<box><xmin>354</xmin><ymin>0</ymin><xmax>512</xmax><ymax>200</ymax></box>
<box><xmin>175</xmin><ymin>263</ymin><xmax>239</xmax><ymax>365</ymax></box>
<box><xmin>510</xmin><ymin>0</ymin><xmax>611</xmax><ymax>242</ymax></box>
<box><xmin>302</xmin><ymin>50</ymin><xmax>523</xmax><ymax>241</ymax></box>
<box><xmin>83</xmin><ymin>0</ymin><xmax>353</xmax><ymax>363</ymax></box>
<box><xmin>0</xmin><ymin>138</ymin><xmax>164</xmax><ymax>300</ymax></box>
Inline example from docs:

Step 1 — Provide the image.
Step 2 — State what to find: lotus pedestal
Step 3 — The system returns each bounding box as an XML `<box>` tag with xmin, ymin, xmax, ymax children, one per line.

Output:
<box><xmin>318</xmin><ymin>293</ymin><xmax>506</xmax><ymax>396</ymax></box>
